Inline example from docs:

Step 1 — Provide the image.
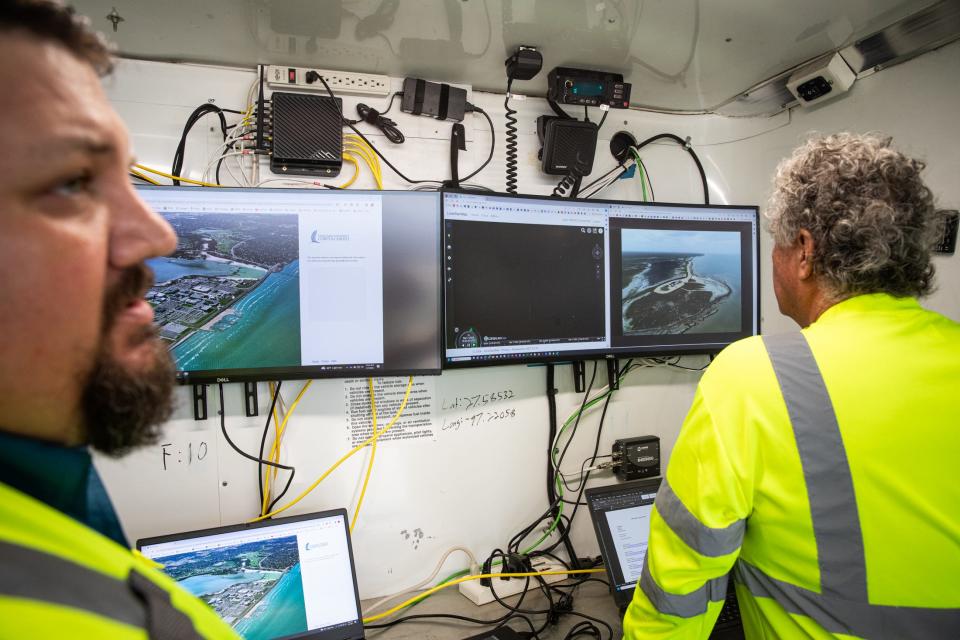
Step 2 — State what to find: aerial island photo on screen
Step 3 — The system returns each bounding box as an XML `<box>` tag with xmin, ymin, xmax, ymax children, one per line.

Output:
<box><xmin>620</xmin><ymin>229</ymin><xmax>742</xmax><ymax>335</ymax></box>
<box><xmin>147</xmin><ymin>213</ymin><xmax>301</xmax><ymax>372</ymax></box>
<box><xmin>155</xmin><ymin>536</ymin><xmax>307</xmax><ymax>640</ymax></box>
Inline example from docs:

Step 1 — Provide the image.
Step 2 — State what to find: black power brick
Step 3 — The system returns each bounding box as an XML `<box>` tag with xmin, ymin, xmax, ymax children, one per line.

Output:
<box><xmin>400</xmin><ymin>77</ymin><xmax>467</xmax><ymax>121</ymax></box>
<box><xmin>612</xmin><ymin>436</ymin><xmax>660</xmax><ymax>481</ymax></box>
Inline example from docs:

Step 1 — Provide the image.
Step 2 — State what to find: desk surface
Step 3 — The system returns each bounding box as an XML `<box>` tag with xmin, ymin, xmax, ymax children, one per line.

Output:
<box><xmin>363</xmin><ymin>578</ymin><xmax>624</xmax><ymax>639</ymax></box>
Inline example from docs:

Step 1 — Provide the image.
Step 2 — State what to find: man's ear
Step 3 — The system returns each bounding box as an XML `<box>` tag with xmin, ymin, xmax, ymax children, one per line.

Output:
<box><xmin>797</xmin><ymin>229</ymin><xmax>815</xmax><ymax>280</ymax></box>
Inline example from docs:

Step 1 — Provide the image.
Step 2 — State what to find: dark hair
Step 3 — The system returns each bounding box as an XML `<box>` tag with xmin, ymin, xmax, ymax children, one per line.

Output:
<box><xmin>0</xmin><ymin>0</ymin><xmax>113</xmax><ymax>75</ymax></box>
<box><xmin>766</xmin><ymin>132</ymin><xmax>938</xmax><ymax>299</ymax></box>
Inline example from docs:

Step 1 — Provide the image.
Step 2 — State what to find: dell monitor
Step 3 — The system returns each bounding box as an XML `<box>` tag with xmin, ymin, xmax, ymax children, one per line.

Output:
<box><xmin>140</xmin><ymin>187</ymin><xmax>442</xmax><ymax>382</ymax></box>
<box><xmin>442</xmin><ymin>191</ymin><xmax>759</xmax><ymax>366</ymax></box>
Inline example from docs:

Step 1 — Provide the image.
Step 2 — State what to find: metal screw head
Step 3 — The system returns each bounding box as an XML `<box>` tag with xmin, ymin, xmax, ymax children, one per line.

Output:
<box><xmin>106</xmin><ymin>7</ymin><xmax>124</xmax><ymax>32</ymax></box>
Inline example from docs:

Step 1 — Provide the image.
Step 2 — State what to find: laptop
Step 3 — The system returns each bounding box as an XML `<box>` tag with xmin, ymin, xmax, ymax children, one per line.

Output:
<box><xmin>138</xmin><ymin>509</ymin><xmax>365</xmax><ymax>640</ymax></box>
<box><xmin>585</xmin><ymin>479</ymin><xmax>744</xmax><ymax>640</ymax></box>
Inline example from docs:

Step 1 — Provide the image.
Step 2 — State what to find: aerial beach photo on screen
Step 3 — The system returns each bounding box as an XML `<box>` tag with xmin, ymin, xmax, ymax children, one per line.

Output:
<box><xmin>620</xmin><ymin>229</ymin><xmax>742</xmax><ymax>335</ymax></box>
<box><xmin>147</xmin><ymin>212</ymin><xmax>301</xmax><ymax>372</ymax></box>
<box><xmin>154</xmin><ymin>535</ymin><xmax>307</xmax><ymax>640</ymax></box>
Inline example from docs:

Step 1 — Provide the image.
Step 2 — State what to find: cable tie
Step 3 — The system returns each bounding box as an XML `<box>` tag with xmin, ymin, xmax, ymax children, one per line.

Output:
<box><xmin>684</xmin><ymin>135</ymin><xmax>693</xmax><ymax>150</ymax></box>
<box><xmin>507</xmin><ymin>92</ymin><xmax>526</xmax><ymax>101</ymax></box>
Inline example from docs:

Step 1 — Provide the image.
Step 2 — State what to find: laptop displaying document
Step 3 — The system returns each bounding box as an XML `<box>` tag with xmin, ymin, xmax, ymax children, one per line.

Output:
<box><xmin>585</xmin><ymin>479</ymin><xmax>744</xmax><ymax>639</ymax></box>
<box><xmin>137</xmin><ymin>509</ymin><xmax>364</xmax><ymax>640</ymax></box>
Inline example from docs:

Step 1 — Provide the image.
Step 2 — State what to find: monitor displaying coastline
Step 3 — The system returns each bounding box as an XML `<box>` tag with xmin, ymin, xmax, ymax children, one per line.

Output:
<box><xmin>620</xmin><ymin>229</ymin><xmax>742</xmax><ymax>335</ymax></box>
<box><xmin>147</xmin><ymin>212</ymin><xmax>301</xmax><ymax>372</ymax></box>
<box><xmin>154</xmin><ymin>535</ymin><xmax>308</xmax><ymax>640</ymax></box>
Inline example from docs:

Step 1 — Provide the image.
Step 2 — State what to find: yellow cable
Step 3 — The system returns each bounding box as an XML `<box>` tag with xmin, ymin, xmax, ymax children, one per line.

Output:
<box><xmin>249</xmin><ymin>376</ymin><xmax>414</xmax><ymax>523</ymax></box>
<box><xmin>261</xmin><ymin>381</ymin><xmax>286</xmax><ymax>516</ymax></box>
<box><xmin>362</xmin><ymin>568</ymin><xmax>604</xmax><ymax>623</ymax></box>
<box><xmin>129</xmin><ymin>168</ymin><xmax>161</xmax><ymax>185</ymax></box>
<box><xmin>343</xmin><ymin>144</ymin><xmax>373</xmax><ymax>181</ymax></box>
<box><xmin>339</xmin><ymin>154</ymin><xmax>360</xmax><ymax>188</ymax></box>
<box><xmin>350</xmin><ymin>379</ymin><xmax>381</xmax><ymax>533</ymax></box>
<box><xmin>133</xmin><ymin>163</ymin><xmax>223</xmax><ymax>188</ymax></box>
<box><xmin>259</xmin><ymin>380</ymin><xmax>312</xmax><ymax>515</ymax></box>
<box><xmin>344</xmin><ymin>135</ymin><xmax>383</xmax><ymax>189</ymax></box>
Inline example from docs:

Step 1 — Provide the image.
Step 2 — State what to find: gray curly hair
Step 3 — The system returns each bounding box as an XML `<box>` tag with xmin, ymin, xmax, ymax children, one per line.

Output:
<box><xmin>766</xmin><ymin>132</ymin><xmax>938</xmax><ymax>298</ymax></box>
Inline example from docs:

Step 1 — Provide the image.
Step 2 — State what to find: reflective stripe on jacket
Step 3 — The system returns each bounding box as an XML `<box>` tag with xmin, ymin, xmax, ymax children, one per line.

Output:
<box><xmin>623</xmin><ymin>294</ymin><xmax>960</xmax><ymax>639</ymax></box>
<box><xmin>0</xmin><ymin>481</ymin><xmax>239</xmax><ymax>639</ymax></box>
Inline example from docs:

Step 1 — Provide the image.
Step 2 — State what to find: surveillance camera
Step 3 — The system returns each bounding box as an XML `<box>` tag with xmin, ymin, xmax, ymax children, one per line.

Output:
<box><xmin>786</xmin><ymin>53</ymin><xmax>855</xmax><ymax>107</ymax></box>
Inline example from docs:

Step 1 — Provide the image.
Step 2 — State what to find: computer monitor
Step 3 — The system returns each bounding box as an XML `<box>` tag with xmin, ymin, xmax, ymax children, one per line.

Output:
<box><xmin>140</xmin><ymin>187</ymin><xmax>442</xmax><ymax>382</ymax></box>
<box><xmin>138</xmin><ymin>510</ymin><xmax>364</xmax><ymax>640</ymax></box>
<box><xmin>441</xmin><ymin>192</ymin><xmax>759</xmax><ymax>367</ymax></box>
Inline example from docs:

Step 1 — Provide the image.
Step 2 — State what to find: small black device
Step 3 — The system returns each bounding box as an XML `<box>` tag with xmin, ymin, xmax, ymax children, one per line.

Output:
<box><xmin>461</xmin><ymin>627</ymin><xmax>525</xmax><ymax>640</ymax></box>
<box><xmin>612</xmin><ymin>436</ymin><xmax>660</xmax><ymax>481</ymax></box>
<box><xmin>935</xmin><ymin>209</ymin><xmax>958</xmax><ymax>254</ymax></box>
<box><xmin>585</xmin><ymin>479</ymin><xmax>744</xmax><ymax>639</ymax></box>
<box><xmin>270</xmin><ymin>91</ymin><xmax>344</xmax><ymax>177</ymax></box>
<box><xmin>505</xmin><ymin>45</ymin><xmax>543</xmax><ymax>81</ymax></box>
<box><xmin>400</xmin><ymin>77</ymin><xmax>467</xmax><ymax>121</ymax></box>
<box><xmin>795</xmin><ymin>76</ymin><xmax>833</xmax><ymax>102</ymax></box>
<box><xmin>547</xmin><ymin>67</ymin><xmax>632</xmax><ymax>109</ymax></box>
<box><xmin>536</xmin><ymin>116</ymin><xmax>598</xmax><ymax>175</ymax></box>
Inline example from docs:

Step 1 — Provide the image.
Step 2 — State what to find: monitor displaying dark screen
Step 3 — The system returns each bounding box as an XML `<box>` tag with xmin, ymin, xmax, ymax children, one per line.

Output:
<box><xmin>140</xmin><ymin>187</ymin><xmax>441</xmax><ymax>382</ymax></box>
<box><xmin>442</xmin><ymin>192</ymin><xmax>759</xmax><ymax>367</ymax></box>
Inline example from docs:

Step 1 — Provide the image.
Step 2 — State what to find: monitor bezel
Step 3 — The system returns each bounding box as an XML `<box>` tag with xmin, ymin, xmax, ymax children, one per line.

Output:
<box><xmin>439</xmin><ymin>189</ymin><xmax>762</xmax><ymax>369</ymax></box>
<box><xmin>138</xmin><ymin>185</ymin><xmax>444</xmax><ymax>384</ymax></box>
<box><xmin>136</xmin><ymin>508</ymin><xmax>365</xmax><ymax>640</ymax></box>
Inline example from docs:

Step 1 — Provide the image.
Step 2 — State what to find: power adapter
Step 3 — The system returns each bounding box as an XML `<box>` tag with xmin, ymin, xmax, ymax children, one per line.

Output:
<box><xmin>400</xmin><ymin>77</ymin><xmax>467</xmax><ymax>121</ymax></box>
<box><xmin>612</xmin><ymin>436</ymin><xmax>660</xmax><ymax>481</ymax></box>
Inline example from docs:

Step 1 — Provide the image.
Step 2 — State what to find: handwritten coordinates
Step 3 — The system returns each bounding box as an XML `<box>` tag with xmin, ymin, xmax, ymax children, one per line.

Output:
<box><xmin>442</xmin><ymin>408</ymin><xmax>517</xmax><ymax>431</ymax></box>
<box><xmin>440</xmin><ymin>389</ymin><xmax>515</xmax><ymax>411</ymax></box>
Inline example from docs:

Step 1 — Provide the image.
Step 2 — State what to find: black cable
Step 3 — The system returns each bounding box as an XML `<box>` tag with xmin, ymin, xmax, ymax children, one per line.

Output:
<box><xmin>308</xmin><ymin>72</ymin><xmax>433</xmax><ymax>184</ymax></box>
<box><xmin>354</xmin><ymin>98</ymin><xmax>404</xmax><ymax>144</ymax></box>
<box><xmin>172</xmin><ymin>104</ymin><xmax>229</xmax><ymax>186</ymax></box>
<box><xmin>555</xmin><ymin>363</ymin><xmax>598</xmax><ymax>492</ymax></box>
<box><xmin>365</xmin><ymin>612</ymin><xmax>539</xmax><ymax>635</ymax></box>
<box><xmin>217</xmin><ymin>383</ymin><xmax>295</xmax><ymax>517</ymax></box>
<box><xmin>634</xmin><ymin>133</ymin><xmax>709</xmax><ymax>204</ymax></box>
<box><xmin>545</xmin><ymin>365</ymin><xmax>580</xmax><ymax>569</ymax></box>
<box><xmin>597</xmin><ymin>109</ymin><xmax>608</xmax><ymax>130</ymax></box>
<box><xmin>460</xmin><ymin>105</ymin><xmax>495</xmax><ymax>183</ymax></box>
<box><xmin>257</xmin><ymin>381</ymin><xmax>282</xmax><ymax>516</ymax></box>
<box><xmin>578</xmin><ymin>163</ymin><xmax>626</xmax><ymax>197</ymax></box>
<box><xmin>504</xmin><ymin>79</ymin><xmax>519</xmax><ymax>193</ymax></box>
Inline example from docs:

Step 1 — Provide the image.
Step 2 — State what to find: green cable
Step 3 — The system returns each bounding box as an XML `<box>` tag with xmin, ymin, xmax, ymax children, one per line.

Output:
<box><xmin>392</xmin><ymin>367</ymin><xmax>638</xmax><ymax>615</ymax></box>
<box><xmin>630</xmin><ymin>148</ymin><xmax>648</xmax><ymax>202</ymax></box>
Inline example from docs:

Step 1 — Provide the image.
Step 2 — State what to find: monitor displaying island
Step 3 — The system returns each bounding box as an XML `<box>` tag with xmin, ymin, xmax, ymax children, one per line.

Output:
<box><xmin>140</xmin><ymin>187</ymin><xmax>442</xmax><ymax>382</ymax></box>
<box><xmin>442</xmin><ymin>192</ymin><xmax>759</xmax><ymax>367</ymax></box>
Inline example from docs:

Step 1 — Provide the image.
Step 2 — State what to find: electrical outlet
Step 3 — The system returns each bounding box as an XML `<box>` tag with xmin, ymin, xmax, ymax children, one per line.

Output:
<box><xmin>458</xmin><ymin>558</ymin><xmax>571</xmax><ymax>606</ymax></box>
<box><xmin>265</xmin><ymin>65</ymin><xmax>391</xmax><ymax>97</ymax></box>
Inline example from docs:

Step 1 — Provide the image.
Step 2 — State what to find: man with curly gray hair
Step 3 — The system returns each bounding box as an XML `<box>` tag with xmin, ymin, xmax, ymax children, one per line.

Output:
<box><xmin>624</xmin><ymin>133</ymin><xmax>960</xmax><ymax>639</ymax></box>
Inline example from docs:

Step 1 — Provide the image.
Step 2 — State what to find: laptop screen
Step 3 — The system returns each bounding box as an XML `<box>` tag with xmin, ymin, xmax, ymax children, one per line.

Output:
<box><xmin>138</xmin><ymin>510</ymin><xmax>362</xmax><ymax>640</ymax></box>
<box><xmin>585</xmin><ymin>479</ymin><xmax>661</xmax><ymax>602</ymax></box>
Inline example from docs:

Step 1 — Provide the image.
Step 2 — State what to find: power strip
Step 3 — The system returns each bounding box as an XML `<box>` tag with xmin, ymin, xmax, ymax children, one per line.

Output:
<box><xmin>459</xmin><ymin>559</ymin><xmax>571</xmax><ymax>606</ymax></box>
<box><xmin>265</xmin><ymin>65</ymin><xmax>391</xmax><ymax>97</ymax></box>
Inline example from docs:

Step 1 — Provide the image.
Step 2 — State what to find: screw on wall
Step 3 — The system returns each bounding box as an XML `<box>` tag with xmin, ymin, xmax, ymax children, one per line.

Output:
<box><xmin>106</xmin><ymin>7</ymin><xmax>124</xmax><ymax>32</ymax></box>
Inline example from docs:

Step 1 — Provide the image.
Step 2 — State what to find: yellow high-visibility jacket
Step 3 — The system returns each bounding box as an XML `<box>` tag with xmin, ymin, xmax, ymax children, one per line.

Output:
<box><xmin>0</xmin><ymin>481</ymin><xmax>239</xmax><ymax>639</ymax></box>
<box><xmin>624</xmin><ymin>293</ymin><xmax>960</xmax><ymax>639</ymax></box>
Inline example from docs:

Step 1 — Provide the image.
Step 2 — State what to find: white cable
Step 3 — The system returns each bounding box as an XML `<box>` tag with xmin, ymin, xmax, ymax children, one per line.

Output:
<box><xmin>362</xmin><ymin>546</ymin><xmax>480</xmax><ymax>615</ymax></box>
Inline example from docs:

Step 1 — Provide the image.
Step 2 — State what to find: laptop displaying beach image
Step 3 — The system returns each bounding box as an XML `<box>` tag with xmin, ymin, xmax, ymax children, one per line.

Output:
<box><xmin>137</xmin><ymin>509</ymin><xmax>364</xmax><ymax>640</ymax></box>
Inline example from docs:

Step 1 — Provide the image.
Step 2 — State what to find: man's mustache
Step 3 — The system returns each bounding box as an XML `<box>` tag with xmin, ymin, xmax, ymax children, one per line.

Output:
<box><xmin>102</xmin><ymin>264</ymin><xmax>155</xmax><ymax>332</ymax></box>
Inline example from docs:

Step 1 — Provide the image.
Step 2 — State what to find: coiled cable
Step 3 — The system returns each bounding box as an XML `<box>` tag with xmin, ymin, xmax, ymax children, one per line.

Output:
<box><xmin>504</xmin><ymin>79</ymin><xmax>519</xmax><ymax>193</ymax></box>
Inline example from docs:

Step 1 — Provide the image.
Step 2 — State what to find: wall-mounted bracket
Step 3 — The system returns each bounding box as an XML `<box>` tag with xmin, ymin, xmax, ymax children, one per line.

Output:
<box><xmin>572</xmin><ymin>360</ymin><xmax>586</xmax><ymax>393</ymax></box>
<box><xmin>244</xmin><ymin>382</ymin><xmax>259</xmax><ymax>417</ymax></box>
<box><xmin>192</xmin><ymin>384</ymin><xmax>208</xmax><ymax>421</ymax></box>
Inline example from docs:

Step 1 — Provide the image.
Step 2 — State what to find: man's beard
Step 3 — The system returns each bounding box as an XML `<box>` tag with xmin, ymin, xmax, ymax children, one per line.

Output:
<box><xmin>81</xmin><ymin>264</ymin><xmax>175</xmax><ymax>457</ymax></box>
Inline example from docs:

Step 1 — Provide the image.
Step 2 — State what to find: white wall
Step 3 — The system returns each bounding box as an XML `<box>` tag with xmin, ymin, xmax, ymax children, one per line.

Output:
<box><xmin>95</xmin><ymin>39</ymin><xmax>960</xmax><ymax>599</ymax></box>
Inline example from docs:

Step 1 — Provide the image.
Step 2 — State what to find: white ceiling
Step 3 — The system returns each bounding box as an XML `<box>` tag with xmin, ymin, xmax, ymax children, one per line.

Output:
<box><xmin>73</xmin><ymin>0</ymin><xmax>943</xmax><ymax>111</ymax></box>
